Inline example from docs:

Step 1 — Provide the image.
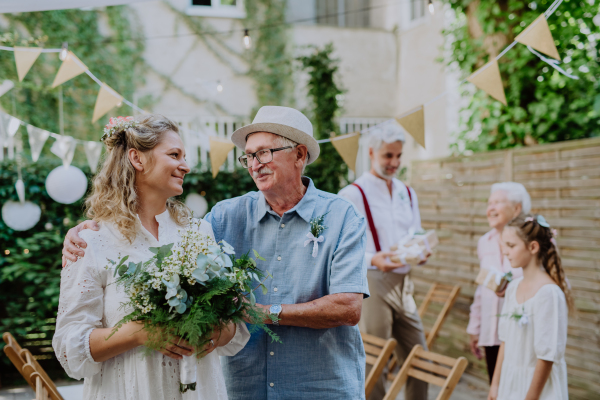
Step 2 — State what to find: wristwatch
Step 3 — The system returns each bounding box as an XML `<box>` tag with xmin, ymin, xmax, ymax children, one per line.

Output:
<box><xmin>269</xmin><ymin>304</ymin><xmax>282</xmax><ymax>326</ymax></box>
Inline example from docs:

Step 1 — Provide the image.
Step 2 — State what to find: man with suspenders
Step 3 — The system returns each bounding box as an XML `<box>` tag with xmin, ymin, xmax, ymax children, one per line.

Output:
<box><xmin>339</xmin><ymin>120</ymin><xmax>428</xmax><ymax>400</ymax></box>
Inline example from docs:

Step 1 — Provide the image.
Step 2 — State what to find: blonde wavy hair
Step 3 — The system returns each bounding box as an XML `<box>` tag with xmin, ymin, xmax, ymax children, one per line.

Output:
<box><xmin>85</xmin><ymin>114</ymin><xmax>189</xmax><ymax>243</ymax></box>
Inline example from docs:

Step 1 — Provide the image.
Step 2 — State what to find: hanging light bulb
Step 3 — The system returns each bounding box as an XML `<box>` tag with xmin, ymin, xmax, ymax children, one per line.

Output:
<box><xmin>116</xmin><ymin>100</ymin><xmax>123</xmax><ymax>107</ymax></box>
<box><xmin>428</xmin><ymin>0</ymin><xmax>435</xmax><ymax>14</ymax></box>
<box><xmin>59</xmin><ymin>42</ymin><xmax>68</xmax><ymax>61</ymax></box>
<box><xmin>217</xmin><ymin>81</ymin><xmax>223</xmax><ymax>93</ymax></box>
<box><xmin>243</xmin><ymin>29</ymin><xmax>251</xmax><ymax>50</ymax></box>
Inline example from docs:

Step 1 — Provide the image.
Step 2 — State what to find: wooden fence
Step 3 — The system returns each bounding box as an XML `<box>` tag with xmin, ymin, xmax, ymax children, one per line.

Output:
<box><xmin>409</xmin><ymin>137</ymin><xmax>600</xmax><ymax>400</ymax></box>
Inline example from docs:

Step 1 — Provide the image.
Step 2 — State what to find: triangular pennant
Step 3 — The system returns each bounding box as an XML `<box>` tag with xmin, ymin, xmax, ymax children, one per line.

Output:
<box><xmin>209</xmin><ymin>136</ymin><xmax>235</xmax><ymax>179</ymax></box>
<box><xmin>51</xmin><ymin>51</ymin><xmax>88</xmax><ymax>88</ymax></box>
<box><xmin>13</xmin><ymin>47</ymin><xmax>43</xmax><ymax>81</ymax></box>
<box><xmin>4</xmin><ymin>115</ymin><xmax>21</xmax><ymax>137</ymax></box>
<box><xmin>467</xmin><ymin>59</ymin><xmax>507</xmax><ymax>105</ymax></box>
<box><xmin>50</xmin><ymin>135</ymin><xmax>76</xmax><ymax>167</ymax></box>
<box><xmin>396</xmin><ymin>107</ymin><xmax>426</xmax><ymax>148</ymax></box>
<box><xmin>515</xmin><ymin>14</ymin><xmax>560</xmax><ymax>61</ymax></box>
<box><xmin>92</xmin><ymin>83</ymin><xmax>123</xmax><ymax>123</ymax></box>
<box><xmin>84</xmin><ymin>141</ymin><xmax>103</xmax><ymax>173</ymax></box>
<box><xmin>0</xmin><ymin>80</ymin><xmax>14</xmax><ymax>97</ymax></box>
<box><xmin>330</xmin><ymin>133</ymin><xmax>360</xmax><ymax>172</ymax></box>
<box><xmin>26</xmin><ymin>125</ymin><xmax>50</xmax><ymax>162</ymax></box>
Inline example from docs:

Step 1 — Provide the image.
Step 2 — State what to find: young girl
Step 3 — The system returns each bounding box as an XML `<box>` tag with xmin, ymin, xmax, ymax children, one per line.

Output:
<box><xmin>488</xmin><ymin>214</ymin><xmax>573</xmax><ymax>400</ymax></box>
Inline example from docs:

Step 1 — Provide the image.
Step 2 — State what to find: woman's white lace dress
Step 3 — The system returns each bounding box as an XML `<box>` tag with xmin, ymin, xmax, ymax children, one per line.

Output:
<box><xmin>497</xmin><ymin>277</ymin><xmax>568</xmax><ymax>400</ymax></box>
<box><xmin>53</xmin><ymin>211</ymin><xmax>250</xmax><ymax>400</ymax></box>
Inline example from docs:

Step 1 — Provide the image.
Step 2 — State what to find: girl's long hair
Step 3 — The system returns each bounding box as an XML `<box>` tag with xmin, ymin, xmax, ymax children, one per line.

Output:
<box><xmin>508</xmin><ymin>214</ymin><xmax>575</xmax><ymax>313</ymax></box>
<box><xmin>85</xmin><ymin>115</ymin><xmax>189</xmax><ymax>243</ymax></box>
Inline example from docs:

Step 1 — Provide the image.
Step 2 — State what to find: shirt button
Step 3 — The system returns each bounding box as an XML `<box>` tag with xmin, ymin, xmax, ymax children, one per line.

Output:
<box><xmin>281</xmin><ymin>223</ymin><xmax>285</xmax><ymax>228</ymax></box>
<box><xmin>273</xmin><ymin>287</ymin><xmax>278</xmax><ymax>292</ymax></box>
<box><xmin>270</xmin><ymin>351</ymin><xmax>274</xmax><ymax>356</ymax></box>
<box><xmin>277</xmin><ymin>256</ymin><xmax>281</xmax><ymax>261</ymax></box>
<box><xmin>270</xmin><ymin>383</ymin><xmax>274</xmax><ymax>387</ymax></box>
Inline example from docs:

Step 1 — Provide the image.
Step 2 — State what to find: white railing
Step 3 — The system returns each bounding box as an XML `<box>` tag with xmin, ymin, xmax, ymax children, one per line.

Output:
<box><xmin>176</xmin><ymin>116</ymin><xmax>390</xmax><ymax>179</ymax></box>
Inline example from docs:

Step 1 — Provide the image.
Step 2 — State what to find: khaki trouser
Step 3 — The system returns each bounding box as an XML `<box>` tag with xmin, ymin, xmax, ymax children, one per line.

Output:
<box><xmin>360</xmin><ymin>269</ymin><xmax>428</xmax><ymax>400</ymax></box>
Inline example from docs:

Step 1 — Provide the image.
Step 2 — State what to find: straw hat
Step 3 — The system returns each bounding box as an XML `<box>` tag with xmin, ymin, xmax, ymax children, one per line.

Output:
<box><xmin>231</xmin><ymin>106</ymin><xmax>320</xmax><ymax>165</ymax></box>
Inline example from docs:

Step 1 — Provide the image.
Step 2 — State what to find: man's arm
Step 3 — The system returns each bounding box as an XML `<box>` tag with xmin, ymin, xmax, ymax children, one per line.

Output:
<box><xmin>62</xmin><ymin>220</ymin><xmax>99</xmax><ymax>267</ymax></box>
<box><xmin>256</xmin><ymin>292</ymin><xmax>362</xmax><ymax>329</ymax></box>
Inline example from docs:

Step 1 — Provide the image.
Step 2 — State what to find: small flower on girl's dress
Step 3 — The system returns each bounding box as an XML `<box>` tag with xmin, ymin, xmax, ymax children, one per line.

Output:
<box><xmin>498</xmin><ymin>305</ymin><xmax>529</xmax><ymax>328</ymax></box>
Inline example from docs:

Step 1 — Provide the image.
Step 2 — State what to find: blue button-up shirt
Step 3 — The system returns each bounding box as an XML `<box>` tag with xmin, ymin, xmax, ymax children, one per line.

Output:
<box><xmin>205</xmin><ymin>177</ymin><xmax>369</xmax><ymax>400</ymax></box>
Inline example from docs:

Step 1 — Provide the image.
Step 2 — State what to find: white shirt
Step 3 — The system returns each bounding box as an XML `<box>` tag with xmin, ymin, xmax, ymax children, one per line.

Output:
<box><xmin>497</xmin><ymin>278</ymin><xmax>568</xmax><ymax>400</ymax></box>
<box><xmin>53</xmin><ymin>211</ymin><xmax>250</xmax><ymax>400</ymax></box>
<box><xmin>339</xmin><ymin>172</ymin><xmax>422</xmax><ymax>274</ymax></box>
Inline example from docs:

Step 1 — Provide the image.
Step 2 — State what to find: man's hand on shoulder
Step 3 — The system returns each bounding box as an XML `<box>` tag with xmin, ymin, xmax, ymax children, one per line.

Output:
<box><xmin>371</xmin><ymin>251</ymin><xmax>406</xmax><ymax>273</ymax></box>
<box><xmin>62</xmin><ymin>220</ymin><xmax>100</xmax><ymax>267</ymax></box>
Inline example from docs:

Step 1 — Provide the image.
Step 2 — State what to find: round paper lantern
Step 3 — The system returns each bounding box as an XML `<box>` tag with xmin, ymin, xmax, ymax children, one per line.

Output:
<box><xmin>185</xmin><ymin>193</ymin><xmax>208</xmax><ymax>218</ymax></box>
<box><xmin>2</xmin><ymin>201</ymin><xmax>41</xmax><ymax>231</ymax></box>
<box><xmin>45</xmin><ymin>165</ymin><xmax>88</xmax><ymax>204</ymax></box>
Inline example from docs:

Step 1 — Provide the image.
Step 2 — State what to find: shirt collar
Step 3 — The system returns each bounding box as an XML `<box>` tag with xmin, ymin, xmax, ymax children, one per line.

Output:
<box><xmin>256</xmin><ymin>177</ymin><xmax>317</xmax><ymax>223</ymax></box>
<box><xmin>135</xmin><ymin>209</ymin><xmax>171</xmax><ymax>240</ymax></box>
<box><xmin>362</xmin><ymin>171</ymin><xmax>396</xmax><ymax>191</ymax></box>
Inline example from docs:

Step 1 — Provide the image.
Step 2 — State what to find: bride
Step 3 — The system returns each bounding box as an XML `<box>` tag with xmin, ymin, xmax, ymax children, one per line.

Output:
<box><xmin>53</xmin><ymin>115</ymin><xmax>249</xmax><ymax>399</ymax></box>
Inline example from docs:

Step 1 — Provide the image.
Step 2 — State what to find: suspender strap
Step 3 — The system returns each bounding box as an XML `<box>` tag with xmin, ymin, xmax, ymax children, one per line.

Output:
<box><xmin>406</xmin><ymin>184</ymin><xmax>413</xmax><ymax>208</ymax></box>
<box><xmin>352</xmin><ymin>183</ymin><xmax>381</xmax><ymax>252</ymax></box>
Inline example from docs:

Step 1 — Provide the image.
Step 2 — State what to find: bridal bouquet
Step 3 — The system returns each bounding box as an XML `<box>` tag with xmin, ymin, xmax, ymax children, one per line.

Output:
<box><xmin>106</xmin><ymin>219</ymin><xmax>278</xmax><ymax>392</ymax></box>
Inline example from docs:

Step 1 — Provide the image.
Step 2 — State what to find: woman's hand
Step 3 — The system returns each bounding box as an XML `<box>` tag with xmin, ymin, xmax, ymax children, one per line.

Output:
<box><xmin>469</xmin><ymin>334</ymin><xmax>482</xmax><ymax>360</ymax></box>
<box><xmin>487</xmin><ymin>384</ymin><xmax>499</xmax><ymax>400</ymax></box>
<box><xmin>134</xmin><ymin>323</ymin><xmax>194</xmax><ymax>360</ymax></box>
<box><xmin>199</xmin><ymin>322</ymin><xmax>237</xmax><ymax>357</ymax></box>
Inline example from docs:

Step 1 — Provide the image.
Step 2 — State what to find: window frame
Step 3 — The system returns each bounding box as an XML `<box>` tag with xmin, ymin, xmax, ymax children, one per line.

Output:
<box><xmin>186</xmin><ymin>0</ymin><xmax>245</xmax><ymax>19</ymax></box>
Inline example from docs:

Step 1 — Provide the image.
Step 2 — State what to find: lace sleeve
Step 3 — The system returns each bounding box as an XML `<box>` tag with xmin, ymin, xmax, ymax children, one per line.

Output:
<box><xmin>52</xmin><ymin>233</ymin><xmax>105</xmax><ymax>379</ymax></box>
<box><xmin>216</xmin><ymin>322</ymin><xmax>250</xmax><ymax>357</ymax></box>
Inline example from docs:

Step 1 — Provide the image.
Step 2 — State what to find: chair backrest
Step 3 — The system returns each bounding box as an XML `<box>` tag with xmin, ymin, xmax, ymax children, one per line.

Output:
<box><xmin>383</xmin><ymin>345</ymin><xmax>468</xmax><ymax>400</ymax></box>
<box><xmin>418</xmin><ymin>283</ymin><xmax>461</xmax><ymax>348</ymax></box>
<box><xmin>30</xmin><ymin>371</ymin><xmax>55</xmax><ymax>400</ymax></box>
<box><xmin>2</xmin><ymin>332</ymin><xmax>63</xmax><ymax>400</ymax></box>
<box><xmin>361</xmin><ymin>332</ymin><xmax>397</xmax><ymax>398</ymax></box>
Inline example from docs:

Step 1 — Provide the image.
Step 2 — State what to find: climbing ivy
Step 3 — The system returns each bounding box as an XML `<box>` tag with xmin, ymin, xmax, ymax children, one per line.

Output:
<box><xmin>298</xmin><ymin>44</ymin><xmax>348</xmax><ymax>193</ymax></box>
<box><xmin>441</xmin><ymin>0</ymin><xmax>600</xmax><ymax>152</ymax></box>
<box><xmin>0</xmin><ymin>6</ymin><xmax>147</xmax><ymax>147</ymax></box>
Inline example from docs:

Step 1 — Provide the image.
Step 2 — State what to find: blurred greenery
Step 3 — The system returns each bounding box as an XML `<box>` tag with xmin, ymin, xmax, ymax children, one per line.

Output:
<box><xmin>299</xmin><ymin>43</ymin><xmax>349</xmax><ymax>194</ymax></box>
<box><xmin>441</xmin><ymin>0</ymin><xmax>600</xmax><ymax>152</ymax></box>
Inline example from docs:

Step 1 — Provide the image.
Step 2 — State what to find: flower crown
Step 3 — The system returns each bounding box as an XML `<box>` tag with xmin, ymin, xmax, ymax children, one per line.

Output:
<box><xmin>101</xmin><ymin>116</ymin><xmax>138</xmax><ymax>142</ymax></box>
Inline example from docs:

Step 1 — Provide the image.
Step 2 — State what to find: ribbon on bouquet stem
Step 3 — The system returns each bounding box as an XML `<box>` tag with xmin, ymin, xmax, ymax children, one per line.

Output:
<box><xmin>304</xmin><ymin>232</ymin><xmax>325</xmax><ymax>258</ymax></box>
<box><xmin>180</xmin><ymin>355</ymin><xmax>197</xmax><ymax>393</ymax></box>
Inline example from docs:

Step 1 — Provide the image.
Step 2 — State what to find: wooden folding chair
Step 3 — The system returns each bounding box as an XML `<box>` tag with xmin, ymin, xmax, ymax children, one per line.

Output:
<box><xmin>387</xmin><ymin>283</ymin><xmax>461</xmax><ymax>379</ymax></box>
<box><xmin>2</xmin><ymin>332</ymin><xmax>63</xmax><ymax>400</ymax></box>
<box><xmin>361</xmin><ymin>332</ymin><xmax>397</xmax><ymax>398</ymax></box>
<box><xmin>383</xmin><ymin>345</ymin><xmax>468</xmax><ymax>400</ymax></box>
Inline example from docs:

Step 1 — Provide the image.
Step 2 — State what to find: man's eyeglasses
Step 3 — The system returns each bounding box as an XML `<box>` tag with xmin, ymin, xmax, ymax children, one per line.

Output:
<box><xmin>238</xmin><ymin>146</ymin><xmax>293</xmax><ymax>168</ymax></box>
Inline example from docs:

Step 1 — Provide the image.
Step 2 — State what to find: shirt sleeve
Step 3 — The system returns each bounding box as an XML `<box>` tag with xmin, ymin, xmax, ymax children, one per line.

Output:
<box><xmin>466</xmin><ymin>285</ymin><xmax>482</xmax><ymax>336</ymax></box>
<box><xmin>533</xmin><ymin>285</ymin><xmax>568</xmax><ymax>362</ymax></box>
<box><xmin>216</xmin><ymin>322</ymin><xmax>250</xmax><ymax>357</ymax></box>
<box><xmin>53</xmin><ymin>232</ymin><xmax>104</xmax><ymax>380</ymax></box>
<box><xmin>328</xmin><ymin>203</ymin><xmax>369</xmax><ymax>298</ymax></box>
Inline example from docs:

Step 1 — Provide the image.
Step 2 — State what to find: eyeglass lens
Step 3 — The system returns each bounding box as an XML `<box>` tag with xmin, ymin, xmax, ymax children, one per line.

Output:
<box><xmin>240</xmin><ymin>149</ymin><xmax>272</xmax><ymax>168</ymax></box>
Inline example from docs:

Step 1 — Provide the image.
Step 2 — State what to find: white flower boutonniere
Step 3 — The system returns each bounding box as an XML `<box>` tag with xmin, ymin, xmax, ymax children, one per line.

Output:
<box><xmin>304</xmin><ymin>212</ymin><xmax>329</xmax><ymax>258</ymax></box>
<box><xmin>498</xmin><ymin>306</ymin><xmax>529</xmax><ymax>328</ymax></box>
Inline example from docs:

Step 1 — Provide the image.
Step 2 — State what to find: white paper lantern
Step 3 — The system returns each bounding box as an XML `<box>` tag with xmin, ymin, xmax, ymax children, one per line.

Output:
<box><xmin>185</xmin><ymin>193</ymin><xmax>208</xmax><ymax>218</ymax></box>
<box><xmin>45</xmin><ymin>165</ymin><xmax>88</xmax><ymax>204</ymax></box>
<box><xmin>2</xmin><ymin>200</ymin><xmax>41</xmax><ymax>231</ymax></box>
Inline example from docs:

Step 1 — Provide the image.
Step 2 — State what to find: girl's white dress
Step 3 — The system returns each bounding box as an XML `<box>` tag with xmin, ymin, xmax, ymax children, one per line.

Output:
<box><xmin>497</xmin><ymin>277</ymin><xmax>569</xmax><ymax>400</ymax></box>
<box><xmin>53</xmin><ymin>211</ymin><xmax>250</xmax><ymax>400</ymax></box>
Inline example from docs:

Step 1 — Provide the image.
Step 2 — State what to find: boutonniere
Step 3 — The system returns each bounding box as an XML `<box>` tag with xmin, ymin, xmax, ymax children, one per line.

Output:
<box><xmin>498</xmin><ymin>306</ymin><xmax>529</xmax><ymax>327</ymax></box>
<box><xmin>304</xmin><ymin>212</ymin><xmax>329</xmax><ymax>258</ymax></box>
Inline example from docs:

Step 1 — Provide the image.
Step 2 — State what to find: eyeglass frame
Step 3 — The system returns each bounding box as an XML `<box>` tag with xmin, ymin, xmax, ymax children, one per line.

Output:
<box><xmin>237</xmin><ymin>146</ymin><xmax>294</xmax><ymax>168</ymax></box>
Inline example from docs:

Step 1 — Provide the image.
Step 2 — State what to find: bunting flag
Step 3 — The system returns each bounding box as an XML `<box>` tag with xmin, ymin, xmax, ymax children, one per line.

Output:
<box><xmin>467</xmin><ymin>59</ymin><xmax>507</xmax><ymax>105</ymax></box>
<box><xmin>51</xmin><ymin>51</ymin><xmax>88</xmax><ymax>88</ymax></box>
<box><xmin>50</xmin><ymin>135</ymin><xmax>76</xmax><ymax>167</ymax></box>
<box><xmin>330</xmin><ymin>133</ymin><xmax>360</xmax><ymax>172</ymax></box>
<box><xmin>515</xmin><ymin>14</ymin><xmax>560</xmax><ymax>60</ymax></box>
<box><xmin>0</xmin><ymin>80</ymin><xmax>13</xmax><ymax>98</ymax></box>
<box><xmin>209</xmin><ymin>136</ymin><xmax>235</xmax><ymax>178</ymax></box>
<box><xmin>84</xmin><ymin>141</ymin><xmax>103</xmax><ymax>173</ymax></box>
<box><xmin>92</xmin><ymin>83</ymin><xmax>123</xmax><ymax>123</ymax></box>
<box><xmin>13</xmin><ymin>47</ymin><xmax>43</xmax><ymax>81</ymax></box>
<box><xmin>396</xmin><ymin>107</ymin><xmax>426</xmax><ymax>148</ymax></box>
<box><xmin>26</xmin><ymin>125</ymin><xmax>50</xmax><ymax>162</ymax></box>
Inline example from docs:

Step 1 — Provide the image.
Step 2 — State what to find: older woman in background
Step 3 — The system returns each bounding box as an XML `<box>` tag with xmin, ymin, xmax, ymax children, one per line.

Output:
<box><xmin>467</xmin><ymin>182</ymin><xmax>531</xmax><ymax>382</ymax></box>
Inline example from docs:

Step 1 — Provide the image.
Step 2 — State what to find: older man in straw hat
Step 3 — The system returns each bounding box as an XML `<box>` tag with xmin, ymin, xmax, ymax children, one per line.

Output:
<box><xmin>61</xmin><ymin>106</ymin><xmax>370</xmax><ymax>399</ymax></box>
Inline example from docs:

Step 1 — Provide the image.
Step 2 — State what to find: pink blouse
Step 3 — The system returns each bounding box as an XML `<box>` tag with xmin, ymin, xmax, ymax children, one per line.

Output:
<box><xmin>467</xmin><ymin>229</ymin><xmax>523</xmax><ymax>347</ymax></box>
